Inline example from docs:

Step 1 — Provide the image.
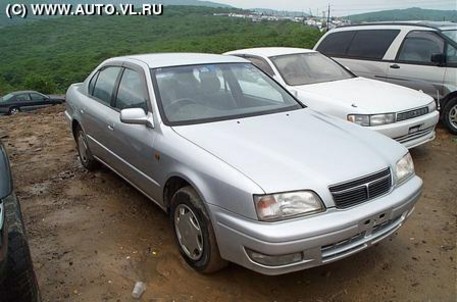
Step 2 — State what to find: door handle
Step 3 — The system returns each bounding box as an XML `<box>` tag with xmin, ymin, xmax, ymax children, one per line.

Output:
<box><xmin>107</xmin><ymin>125</ymin><xmax>114</xmax><ymax>131</ymax></box>
<box><xmin>390</xmin><ymin>64</ymin><xmax>400</xmax><ymax>69</ymax></box>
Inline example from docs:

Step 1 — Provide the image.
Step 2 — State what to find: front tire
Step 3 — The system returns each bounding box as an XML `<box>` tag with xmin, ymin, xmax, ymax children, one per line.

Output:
<box><xmin>8</xmin><ymin>107</ymin><xmax>20</xmax><ymax>115</ymax></box>
<box><xmin>442</xmin><ymin>97</ymin><xmax>457</xmax><ymax>135</ymax></box>
<box><xmin>170</xmin><ymin>186</ymin><xmax>227</xmax><ymax>273</ymax></box>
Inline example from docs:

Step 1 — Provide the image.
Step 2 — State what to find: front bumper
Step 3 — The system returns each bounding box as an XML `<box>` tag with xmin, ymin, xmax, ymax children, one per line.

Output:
<box><xmin>369</xmin><ymin>111</ymin><xmax>439</xmax><ymax>149</ymax></box>
<box><xmin>211</xmin><ymin>175</ymin><xmax>422</xmax><ymax>275</ymax></box>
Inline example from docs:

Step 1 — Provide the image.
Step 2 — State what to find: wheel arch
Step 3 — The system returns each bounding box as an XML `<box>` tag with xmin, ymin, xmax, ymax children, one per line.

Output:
<box><xmin>440</xmin><ymin>91</ymin><xmax>457</xmax><ymax>115</ymax></box>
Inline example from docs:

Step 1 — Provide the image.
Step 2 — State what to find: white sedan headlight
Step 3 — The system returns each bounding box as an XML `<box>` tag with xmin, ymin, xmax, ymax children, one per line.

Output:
<box><xmin>395</xmin><ymin>153</ymin><xmax>415</xmax><ymax>185</ymax></box>
<box><xmin>254</xmin><ymin>191</ymin><xmax>324</xmax><ymax>221</ymax></box>
<box><xmin>427</xmin><ymin>101</ymin><xmax>437</xmax><ymax>112</ymax></box>
<box><xmin>347</xmin><ymin>113</ymin><xmax>395</xmax><ymax>126</ymax></box>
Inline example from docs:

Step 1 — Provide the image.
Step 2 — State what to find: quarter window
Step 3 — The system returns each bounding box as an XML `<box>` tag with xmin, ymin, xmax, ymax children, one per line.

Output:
<box><xmin>397</xmin><ymin>31</ymin><xmax>445</xmax><ymax>63</ymax></box>
<box><xmin>30</xmin><ymin>93</ymin><xmax>46</xmax><ymax>101</ymax></box>
<box><xmin>246</xmin><ymin>57</ymin><xmax>275</xmax><ymax>76</ymax></box>
<box><xmin>92</xmin><ymin>66</ymin><xmax>121</xmax><ymax>105</ymax></box>
<box><xmin>316</xmin><ymin>31</ymin><xmax>356</xmax><ymax>56</ymax></box>
<box><xmin>114</xmin><ymin>68</ymin><xmax>148</xmax><ymax>111</ymax></box>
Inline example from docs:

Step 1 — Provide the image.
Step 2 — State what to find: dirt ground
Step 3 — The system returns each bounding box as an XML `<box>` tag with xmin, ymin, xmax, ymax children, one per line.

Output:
<box><xmin>0</xmin><ymin>105</ymin><xmax>455</xmax><ymax>302</ymax></box>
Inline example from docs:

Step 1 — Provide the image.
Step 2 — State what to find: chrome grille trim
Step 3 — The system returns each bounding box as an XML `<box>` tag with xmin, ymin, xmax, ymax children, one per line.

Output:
<box><xmin>396</xmin><ymin>106</ymin><xmax>429</xmax><ymax>121</ymax></box>
<box><xmin>329</xmin><ymin>168</ymin><xmax>392</xmax><ymax>208</ymax></box>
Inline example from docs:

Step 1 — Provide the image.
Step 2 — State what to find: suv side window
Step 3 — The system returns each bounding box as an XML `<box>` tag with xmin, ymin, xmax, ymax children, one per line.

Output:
<box><xmin>346</xmin><ymin>30</ymin><xmax>400</xmax><ymax>59</ymax></box>
<box><xmin>114</xmin><ymin>68</ymin><xmax>148</xmax><ymax>111</ymax></box>
<box><xmin>446</xmin><ymin>43</ymin><xmax>457</xmax><ymax>65</ymax></box>
<box><xmin>92</xmin><ymin>66</ymin><xmax>121</xmax><ymax>105</ymax></box>
<box><xmin>315</xmin><ymin>31</ymin><xmax>356</xmax><ymax>56</ymax></box>
<box><xmin>397</xmin><ymin>31</ymin><xmax>445</xmax><ymax>64</ymax></box>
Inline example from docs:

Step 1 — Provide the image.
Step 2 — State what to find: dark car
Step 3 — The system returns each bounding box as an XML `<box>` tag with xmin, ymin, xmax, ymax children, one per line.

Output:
<box><xmin>0</xmin><ymin>90</ymin><xmax>65</xmax><ymax>115</ymax></box>
<box><xmin>0</xmin><ymin>141</ymin><xmax>40</xmax><ymax>301</ymax></box>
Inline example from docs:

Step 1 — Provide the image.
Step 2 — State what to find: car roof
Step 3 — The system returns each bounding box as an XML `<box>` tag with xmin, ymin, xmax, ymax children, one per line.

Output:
<box><xmin>225</xmin><ymin>47</ymin><xmax>317</xmax><ymax>58</ymax></box>
<box><xmin>10</xmin><ymin>90</ymin><xmax>41</xmax><ymax>95</ymax></box>
<box><xmin>105</xmin><ymin>52</ymin><xmax>249</xmax><ymax>68</ymax></box>
<box><xmin>333</xmin><ymin>21</ymin><xmax>457</xmax><ymax>31</ymax></box>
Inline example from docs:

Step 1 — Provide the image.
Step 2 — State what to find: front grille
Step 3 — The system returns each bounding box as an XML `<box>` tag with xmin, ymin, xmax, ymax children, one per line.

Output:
<box><xmin>396</xmin><ymin>106</ymin><xmax>429</xmax><ymax>121</ymax></box>
<box><xmin>329</xmin><ymin>168</ymin><xmax>392</xmax><ymax>209</ymax></box>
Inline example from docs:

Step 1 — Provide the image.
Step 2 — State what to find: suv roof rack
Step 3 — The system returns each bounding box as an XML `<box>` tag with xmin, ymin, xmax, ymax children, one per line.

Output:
<box><xmin>337</xmin><ymin>21</ymin><xmax>456</xmax><ymax>31</ymax></box>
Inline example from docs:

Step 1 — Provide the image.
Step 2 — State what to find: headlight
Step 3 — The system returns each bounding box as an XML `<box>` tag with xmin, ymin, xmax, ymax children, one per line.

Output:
<box><xmin>427</xmin><ymin>101</ymin><xmax>437</xmax><ymax>112</ymax></box>
<box><xmin>254</xmin><ymin>191</ymin><xmax>324</xmax><ymax>221</ymax></box>
<box><xmin>347</xmin><ymin>113</ymin><xmax>395</xmax><ymax>126</ymax></box>
<box><xmin>395</xmin><ymin>153</ymin><xmax>415</xmax><ymax>185</ymax></box>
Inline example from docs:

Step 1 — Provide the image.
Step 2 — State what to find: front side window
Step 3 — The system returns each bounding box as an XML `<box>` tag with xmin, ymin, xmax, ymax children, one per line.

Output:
<box><xmin>16</xmin><ymin>94</ymin><xmax>31</xmax><ymax>101</ymax></box>
<box><xmin>397</xmin><ymin>31</ymin><xmax>445</xmax><ymax>63</ymax></box>
<box><xmin>114</xmin><ymin>68</ymin><xmax>148</xmax><ymax>111</ymax></box>
<box><xmin>447</xmin><ymin>43</ymin><xmax>457</xmax><ymax>64</ymax></box>
<box><xmin>153</xmin><ymin>63</ymin><xmax>302</xmax><ymax>125</ymax></box>
<box><xmin>92</xmin><ymin>66</ymin><xmax>122</xmax><ymax>105</ymax></box>
<box><xmin>270</xmin><ymin>52</ymin><xmax>354</xmax><ymax>86</ymax></box>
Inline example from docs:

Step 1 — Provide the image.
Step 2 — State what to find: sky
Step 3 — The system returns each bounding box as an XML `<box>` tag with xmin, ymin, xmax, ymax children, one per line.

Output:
<box><xmin>216</xmin><ymin>0</ymin><xmax>457</xmax><ymax>16</ymax></box>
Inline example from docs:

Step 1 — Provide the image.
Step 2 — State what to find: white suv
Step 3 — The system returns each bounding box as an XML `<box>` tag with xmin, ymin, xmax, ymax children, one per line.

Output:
<box><xmin>315</xmin><ymin>22</ymin><xmax>457</xmax><ymax>134</ymax></box>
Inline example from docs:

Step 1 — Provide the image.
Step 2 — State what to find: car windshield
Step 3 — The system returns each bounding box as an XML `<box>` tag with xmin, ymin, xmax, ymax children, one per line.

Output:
<box><xmin>442</xmin><ymin>29</ymin><xmax>457</xmax><ymax>43</ymax></box>
<box><xmin>0</xmin><ymin>93</ymin><xmax>14</xmax><ymax>103</ymax></box>
<box><xmin>270</xmin><ymin>52</ymin><xmax>355</xmax><ymax>86</ymax></box>
<box><xmin>153</xmin><ymin>63</ymin><xmax>303</xmax><ymax>125</ymax></box>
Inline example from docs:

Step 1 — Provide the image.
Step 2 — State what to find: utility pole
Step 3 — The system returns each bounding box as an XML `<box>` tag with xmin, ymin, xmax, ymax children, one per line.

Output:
<box><xmin>327</xmin><ymin>4</ymin><xmax>331</xmax><ymax>28</ymax></box>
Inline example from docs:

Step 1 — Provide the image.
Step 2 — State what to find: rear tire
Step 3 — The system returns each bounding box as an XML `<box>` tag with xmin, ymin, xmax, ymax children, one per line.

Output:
<box><xmin>170</xmin><ymin>186</ymin><xmax>227</xmax><ymax>273</ymax></box>
<box><xmin>75</xmin><ymin>126</ymin><xmax>99</xmax><ymax>170</ymax></box>
<box><xmin>1</xmin><ymin>194</ymin><xmax>40</xmax><ymax>302</ymax></box>
<box><xmin>442</xmin><ymin>97</ymin><xmax>457</xmax><ymax>135</ymax></box>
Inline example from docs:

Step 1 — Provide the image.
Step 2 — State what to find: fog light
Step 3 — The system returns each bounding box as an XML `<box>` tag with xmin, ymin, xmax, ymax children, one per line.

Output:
<box><xmin>246</xmin><ymin>248</ymin><xmax>303</xmax><ymax>266</ymax></box>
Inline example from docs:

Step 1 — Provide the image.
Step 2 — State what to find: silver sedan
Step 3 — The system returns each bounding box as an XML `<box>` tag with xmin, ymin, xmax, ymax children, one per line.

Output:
<box><xmin>65</xmin><ymin>53</ymin><xmax>422</xmax><ymax>275</ymax></box>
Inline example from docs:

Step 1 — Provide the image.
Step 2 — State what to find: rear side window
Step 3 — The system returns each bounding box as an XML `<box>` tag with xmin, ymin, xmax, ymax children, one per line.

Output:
<box><xmin>316</xmin><ymin>31</ymin><xmax>356</xmax><ymax>56</ymax></box>
<box><xmin>318</xmin><ymin>29</ymin><xmax>399</xmax><ymax>60</ymax></box>
<box><xmin>92</xmin><ymin>66</ymin><xmax>122</xmax><ymax>105</ymax></box>
<box><xmin>397</xmin><ymin>31</ymin><xmax>445</xmax><ymax>63</ymax></box>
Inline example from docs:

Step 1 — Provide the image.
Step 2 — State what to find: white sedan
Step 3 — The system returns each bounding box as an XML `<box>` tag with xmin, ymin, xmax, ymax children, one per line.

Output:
<box><xmin>225</xmin><ymin>47</ymin><xmax>440</xmax><ymax>149</ymax></box>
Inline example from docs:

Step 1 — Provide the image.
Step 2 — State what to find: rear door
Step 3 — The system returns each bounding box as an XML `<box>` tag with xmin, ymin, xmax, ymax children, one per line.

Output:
<box><xmin>81</xmin><ymin>65</ymin><xmax>123</xmax><ymax>167</ymax></box>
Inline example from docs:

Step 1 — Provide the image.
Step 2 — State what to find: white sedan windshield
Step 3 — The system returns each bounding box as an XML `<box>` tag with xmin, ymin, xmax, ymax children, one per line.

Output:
<box><xmin>153</xmin><ymin>63</ymin><xmax>302</xmax><ymax>125</ymax></box>
<box><xmin>271</xmin><ymin>52</ymin><xmax>354</xmax><ymax>86</ymax></box>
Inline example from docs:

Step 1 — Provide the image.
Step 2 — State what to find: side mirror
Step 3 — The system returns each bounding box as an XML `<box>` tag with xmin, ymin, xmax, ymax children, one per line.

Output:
<box><xmin>431</xmin><ymin>53</ymin><xmax>446</xmax><ymax>65</ymax></box>
<box><xmin>120</xmin><ymin>108</ymin><xmax>154</xmax><ymax>128</ymax></box>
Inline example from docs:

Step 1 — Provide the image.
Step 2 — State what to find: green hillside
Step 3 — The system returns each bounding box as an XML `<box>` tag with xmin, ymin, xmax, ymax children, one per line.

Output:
<box><xmin>0</xmin><ymin>6</ymin><xmax>322</xmax><ymax>95</ymax></box>
<box><xmin>347</xmin><ymin>7</ymin><xmax>457</xmax><ymax>23</ymax></box>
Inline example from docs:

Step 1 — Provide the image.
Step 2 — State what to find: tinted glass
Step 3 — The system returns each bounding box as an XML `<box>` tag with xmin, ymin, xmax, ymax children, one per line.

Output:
<box><xmin>115</xmin><ymin>69</ymin><xmax>148</xmax><ymax>111</ymax></box>
<box><xmin>16</xmin><ymin>94</ymin><xmax>31</xmax><ymax>101</ymax></box>
<box><xmin>88</xmin><ymin>71</ymin><xmax>99</xmax><ymax>95</ymax></box>
<box><xmin>154</xmin><ymin>63</ymin><xmax>302</xmax><ymax>125</ymax></box>
<box><xmin>30</xmin><ymin>93</ymin><xmax>46</xmax><ymax>101</ymax></box>
<box><xmin>0</xmin><ymin>93</ymin><xmax>14</xmax><ymax>103</ymax></box>
<box><xmin>246</xmin><ymin>56</ymin><xmax>275</xmax><ymax>76</ymax></box>
<box><xmin>316</xmin><ymin>31</ymin><xmax>356</xmax><ymax>56</ymax></box>
<box><xmin>442</xmin><ymin>29</ymin><xmax>457</xmax><ymax>43</ymax></box>
<box><xmin>446</xmin><ymin>43</ymin><xmax>457</xmax><ymax>64</ymax></box>
<box><xmin>271</xmin><ymin>52</ymin><xmax>354</xmax><ymax>86</ymax></box>
<box><xmin>398</xmin><ymin>31</ymin><xmax>445</xmax><ymax>63</ymax></box>
<box><xmin>347</xmin><ymin>30</ymin><xmax>399</xmax><ymax>59</ymax></box>
<box><xmin>92</xmin><ymin>67</ymin><xmax>121</xmax><ymax>105</ymax></box>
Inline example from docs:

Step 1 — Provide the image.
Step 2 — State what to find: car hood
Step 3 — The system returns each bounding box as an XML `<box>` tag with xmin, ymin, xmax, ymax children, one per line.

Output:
<box><xmin>172</xmin><ymin>109</ymin><xmax>406</xmax><ymax>196</ymax></box>
<box><xmin>293</xmin><ymin>77</ymin><xmax>432</xmax><ymax>113</ymax></box>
